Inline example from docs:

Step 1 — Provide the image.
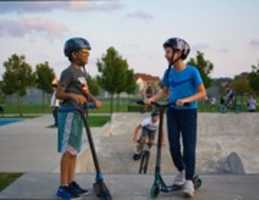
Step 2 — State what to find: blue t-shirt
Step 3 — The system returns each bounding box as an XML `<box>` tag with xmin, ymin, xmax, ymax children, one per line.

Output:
<box><xmin>161</xmin><ymin>65</ymin><xmax>203</xmax><ymax>109</ymax></box>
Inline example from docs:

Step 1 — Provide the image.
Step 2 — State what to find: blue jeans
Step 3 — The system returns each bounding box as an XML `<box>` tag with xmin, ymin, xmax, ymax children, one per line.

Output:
<box><xmin>167</xmin><ymin>108</ymin><xmax>197</xmax><ymax>180</ymax></box>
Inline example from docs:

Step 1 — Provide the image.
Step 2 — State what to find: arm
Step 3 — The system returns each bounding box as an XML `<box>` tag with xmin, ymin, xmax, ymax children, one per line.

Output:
<box><xmin>146</xmin><ymin>87</ymin><xmax>169</xmax><ymax>104</ymax></box>
<box><xmin>177</xmin><ymin>83</ymin><xmax>207</xmax><ymax>105</ymax></box>
<box><xmin>56</xmin><ymin>84</ymin><xmax>87</xmax><ymax>105</ymax></box>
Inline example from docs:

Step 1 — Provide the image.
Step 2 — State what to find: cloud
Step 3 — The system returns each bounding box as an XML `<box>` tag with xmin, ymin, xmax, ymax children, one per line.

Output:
<box><xmin>250</xmin><ymin>39</ymin><xmax>259</xmax><ymax>48</ymax></box>
<box><xmin>192</xmin><ymin>43</ymin><xmax>209</xmax><ymax>52</ymax></box>
<box><xmin>217</xmin><ymin>48</ymin><xmax>229</xmax><ymax>54</ymax></box>
<box><xmin>0</xmin><ymin>0</ymin><xmax>123</xmax><ymax>14</ymax></box>
<box><xmin>126</xmin><ymin>10</ymin><xmax>154</xmax><ymax>21</ymax></box>
<box><xmin>0</xmin><ymin>18</ymin><xmax>69</xmax><ymax>38</ymax></box>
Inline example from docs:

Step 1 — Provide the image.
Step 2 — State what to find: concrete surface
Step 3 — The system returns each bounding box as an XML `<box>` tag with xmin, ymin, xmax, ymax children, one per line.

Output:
<box><xmin>79</xmin><ymin>112</ymin><xmax>259</xmax><ymax>174</ymax></box>
<box><xmin>1</xmin><ymin>112</ymin><xmax>259</xmax><ymax>174</ymax></box>
<box><xmin>0</xmin><ymin>173</ymin><xmax>259</xmax><ymax>200</ymax></box>
<box><xmin>0</xmin><ymin>115</ymin><xmax>94</xmax><ymax>172</ymax></box>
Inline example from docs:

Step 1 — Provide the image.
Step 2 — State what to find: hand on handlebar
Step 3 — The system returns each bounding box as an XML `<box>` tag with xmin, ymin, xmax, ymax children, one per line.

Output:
<box><xmin>71</xmin><ymin>94</ymin><xmax>87</xmax><ymax>105</ymax></box>
<box><xmin>144</xmin><ymin>98</ymin><xmax>154</xmax><ymax>105</ymax></box>
<box><xmin>176</xmin><ymin>98</ymin><xmax>190</xmax><ymax>106</ymax></box>
<box><xmin>94</xmin><ymin>99</ymin><xmax>102</xmax><ymax>108</ymax></box>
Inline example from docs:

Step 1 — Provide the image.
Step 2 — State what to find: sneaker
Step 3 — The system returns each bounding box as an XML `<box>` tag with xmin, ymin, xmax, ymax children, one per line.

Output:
<box><xmin>173</xmin><ymin>171</ymin><xmax>185</xmax><ymax>186</ymax></box>
<box><xmin>69</xmin><ymin>181</ymin><xmax>89</xmax><ymax>196</ymax></box>
<box><xmin>56</xmin><ymin>185</ymin><xmax>81</xmax><ymax>200</ymax></box>
<box><xmin>183</xmin><ymin>180</ymin><xmax>195</xmax><ymax>198</ymax></box>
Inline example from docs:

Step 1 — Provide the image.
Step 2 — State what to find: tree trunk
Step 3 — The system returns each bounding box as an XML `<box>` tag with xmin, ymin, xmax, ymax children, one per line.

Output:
<box><xmin>110</xmin><ymin>94</ymin><xmax>114</xmax><ymax>115</ymax></box>
<box><xmin>17</xmin><ymin>95</ymin><xmax>23</xmax><ymax>117</ymax></box>
<box><xmin>42</xmin><ymin>91</ymin><xmax>46</xmax><ymax>113</ymax></box>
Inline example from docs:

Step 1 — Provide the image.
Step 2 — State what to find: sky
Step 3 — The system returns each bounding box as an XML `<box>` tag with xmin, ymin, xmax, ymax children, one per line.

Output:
<box><xmin>0</xmin><ymin>0</ymin><xmax>259</xmax><ymax>79</ymax></box>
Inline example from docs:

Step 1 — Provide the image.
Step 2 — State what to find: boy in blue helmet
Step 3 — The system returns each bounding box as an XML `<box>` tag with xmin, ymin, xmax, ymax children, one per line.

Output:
<box><xmin>146</xmin><ymin>38</ymin><xmax>207</xmax><ymax>198</ymax></box>
<box><xmin>56</xmin><ymin>37</ymin><xmax>102</xmax><ymax>200</ymax></box>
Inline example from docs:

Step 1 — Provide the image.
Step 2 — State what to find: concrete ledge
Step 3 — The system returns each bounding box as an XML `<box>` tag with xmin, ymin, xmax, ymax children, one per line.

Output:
<box><xmin>0</xmin><ymin>173</ymin><xmax>259</xmax><ymax>200</ymax></box>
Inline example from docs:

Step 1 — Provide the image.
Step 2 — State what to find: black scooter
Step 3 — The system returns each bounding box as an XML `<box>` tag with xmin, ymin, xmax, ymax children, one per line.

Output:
<box><xmin>136</xmin><ymin>100</ymin><xmax>202</xmax><ymax>199</ymax></box>
<box><xmin>73</xmin><ymin>103</ymin><xmax>112</xmax><ymax>200</ymax></box>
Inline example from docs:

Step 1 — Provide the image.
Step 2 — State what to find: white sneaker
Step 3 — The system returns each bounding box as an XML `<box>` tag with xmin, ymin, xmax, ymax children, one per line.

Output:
<box><xmin>183</xmin><ymin>180</ymin><xmax>195</xmax><ymax>198</ymax></box>
<box><xmin>173</xmin><ymin>171</ymin><xmax>185</xmax><ymax>186</ymax></box>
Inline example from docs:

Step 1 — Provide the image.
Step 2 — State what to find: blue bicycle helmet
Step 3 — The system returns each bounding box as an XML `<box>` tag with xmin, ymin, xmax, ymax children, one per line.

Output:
<box><xmin>64</xmin><ymin>37</ymin><xmax>91</xmax><ymax>58</ymax></box>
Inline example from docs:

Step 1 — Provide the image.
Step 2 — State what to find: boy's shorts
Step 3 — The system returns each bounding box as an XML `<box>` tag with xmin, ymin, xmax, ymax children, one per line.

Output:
<box><xmin>57</xmin><ymin>109</ymin><xmax>86</xmax><ymax>155</ymax></box>
<box><xmin>141</xmin><ymin>127</ymin><xmax>156</xmax><ymax>141</ymax></box>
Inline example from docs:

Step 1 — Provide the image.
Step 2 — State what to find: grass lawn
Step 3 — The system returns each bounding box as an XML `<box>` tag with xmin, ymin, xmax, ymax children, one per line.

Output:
<box><xmin>1</xmin><ymin>96</ymin><xmax>258</xmax><ymax>114</ymax></box>
<box><xmin>0</xmin><ymin>173</ymin><xmax>23</xmax><ymax>192</ymax></box>
<box><xmin>88</xmin><ymin>115</ymin><xmax>111</xmax><ymax>127</ymax></box>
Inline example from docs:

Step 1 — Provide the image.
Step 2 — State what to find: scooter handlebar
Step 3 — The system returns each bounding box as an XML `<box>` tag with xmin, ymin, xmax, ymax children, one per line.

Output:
<box><xmin>135</xmin><ymin>100</ymin><xmax>190</xmax><ymax>108</ymax></box>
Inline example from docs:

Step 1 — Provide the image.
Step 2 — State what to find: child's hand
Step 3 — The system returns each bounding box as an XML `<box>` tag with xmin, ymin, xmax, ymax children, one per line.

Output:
<box><xmin>132</xmin><ymin>136</ymin><xmax>138</xmax><ymax>143</ymax></box>
<box><xmin>71</xmin><ymin>94</ymin><xmax>87</xmax><ymax>105</ymax></box>
<box><xmin>176</xmin><ymin>98</ymin><xmax>189</xmax><ymax>106</ymax></box>
<box><xmin>144</xmin><ymin>98</ymin><xmax>154</xmax><ymax>105</ymax></box>
<box><xmin>95</xmin><ymin>100</ymin><xmax>102</xmax><ymax>108</ymax></box>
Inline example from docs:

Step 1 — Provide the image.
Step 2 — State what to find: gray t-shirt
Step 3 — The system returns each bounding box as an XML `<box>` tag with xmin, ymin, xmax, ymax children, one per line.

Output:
<box><xmin>59</xmin><ymin>65</ymin><xmax>87</xmax><ymax>105</ymax></box>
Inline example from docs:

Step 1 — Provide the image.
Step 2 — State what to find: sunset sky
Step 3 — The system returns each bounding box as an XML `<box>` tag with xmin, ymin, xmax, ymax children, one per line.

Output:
<box><xmin>0</xmin><ymin>0</ymin><xmax>259</xmax><ymax>79</ymax></box>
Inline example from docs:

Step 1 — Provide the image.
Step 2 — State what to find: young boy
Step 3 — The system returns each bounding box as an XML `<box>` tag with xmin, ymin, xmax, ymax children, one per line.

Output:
<box><xmin>132</xmin><ymin>111</ymin><xmax>159</xmax><ymax>160</ymax></box>
<box><xmin>56</xmin><ymin>37</ymin><xmax>101</xmax><ymax>200</ymax></box>
<box><xmin>146</xmin><ymin>38</ymin><xmax>206</xmax><ymax>198</ymax></box>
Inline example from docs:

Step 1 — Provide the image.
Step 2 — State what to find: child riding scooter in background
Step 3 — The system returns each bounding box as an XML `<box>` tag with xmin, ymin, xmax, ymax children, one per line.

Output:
<box><xmin>132</xmin><ymin>111</ymin><xmax>159</xmax><ymax>160</ymax></box>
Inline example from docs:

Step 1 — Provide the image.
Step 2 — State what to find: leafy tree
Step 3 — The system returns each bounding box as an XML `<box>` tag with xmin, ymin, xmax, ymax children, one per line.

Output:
<box><xmin>0</xmin><ymin>81</ymin><xmax>5</xmax><ymax>103</ymax></box>
<box><xmin>125</xmin><ymin>69</ymin><xmax>137</xmax><ymax>95</ymax></box>
<box><xmin>248</xmin><ymin>62</ymin><xmax>259</xmax><ymax>94</ymax></box>
<box><xmin>188</xmin><ymin>51</ymin><xmax>213</xmax><ymax>88</ymax></box>
<box><xmin>86</xmin><ymin>75</ymin><xmax>100</xmax><ymax>96</ymax></box>
<box><xmin>97</xmin><ymin>47</ymin><xmax>135</xmax><ymax>114</ymax></box>
<box><xmin>231</xmin><ymin>75</ymin><xmax>251</xmax><ymax>95</ymax></box>
<box><xmin>1</xmin><ymin>54</ymin><xmax>33</xmax><ymax>116</ymax></box>
<box><xmin>34</xmin><ymin>62</ymin><xmax>55</xmax><ymax>111</ymax></box>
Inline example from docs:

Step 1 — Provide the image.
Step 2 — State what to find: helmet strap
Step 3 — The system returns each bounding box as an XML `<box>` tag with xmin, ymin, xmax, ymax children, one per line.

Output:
<box><xmin>169</xmin><ymin>49</ymin><xmax>182</xmax><ymax>66</ymax></box>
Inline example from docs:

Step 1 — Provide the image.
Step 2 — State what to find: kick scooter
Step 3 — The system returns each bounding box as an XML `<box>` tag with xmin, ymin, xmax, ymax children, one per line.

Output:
<box><xmin>136</xmin><ymin>100</ymin><xmax>202</xmax><ymax>199</ymax></box>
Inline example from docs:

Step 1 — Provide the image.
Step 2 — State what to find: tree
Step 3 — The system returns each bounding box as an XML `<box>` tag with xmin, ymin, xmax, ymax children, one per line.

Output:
<box><xmin>248</xmin><ymin>62</ymin><xmax>259</xmax><ymax>94</ymax></box>
<box><xmin>97</xmin><ymin>47</ymin><xmax>135</xmax><ymax>114</ymax></box>
<box><xmin>231</xmin><ymin>75</ymin><xmax>251</xmax><ymax>95</ymax></box>
<box><xmin>125</xmin><ymin>69</ymin><xmax>137</xmax><ymax>95</ymax></box>
<box><xmin>1</xmin><ymin>54</ymin><xmax>33</xmax><ymax>116</ymax></box>
<box><xmin>0</xmin><ymin>81</ymin><xmax>5</xmax><ymax>104</ymax></box>
<box><xmin>34</xmin><ymin>62</ymin><xmax>55</xmax><ymax>111</ymax></box>
<box><xmin>86</xmin><ymin>75</ymin><xmax>100</xmax><ymax>96</ymax></box>
<box><xmin>188</xmin><ymin>51</ymin><xmax>213</xmax><ymax>88</ymax></box>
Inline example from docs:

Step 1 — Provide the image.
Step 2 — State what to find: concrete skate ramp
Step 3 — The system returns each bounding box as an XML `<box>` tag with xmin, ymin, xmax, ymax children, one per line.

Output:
<box><xmin>78</xmin><ymin>112</ymin><xmax>259</xmax><ymax>174</ymax></box>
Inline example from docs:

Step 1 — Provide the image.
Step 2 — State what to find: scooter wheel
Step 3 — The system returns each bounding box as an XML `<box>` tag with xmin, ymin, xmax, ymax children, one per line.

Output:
<box><xmin>193</xmin><ymin>175</ymin><xmax>202</xmax><ymax>190</ymax></box>
<box><xmin>150</xmin><ymin>184</ymin><xmax>160</xmax><ymax>199</ymax></box>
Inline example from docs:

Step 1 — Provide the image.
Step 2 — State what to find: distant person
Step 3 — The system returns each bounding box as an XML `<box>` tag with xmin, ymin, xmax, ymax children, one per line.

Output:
<box><xmin>132</xmin><ymin>111</ymin><xmax>159</xmax><ymax>160</ymax></box>
<box><xmin>225</xmin><ymin>88</ymin><xmax>235</xmax><ymax>108</ymax></box>
<box><xmin>247</xmin><ymin>95</ymin><xmax>257</xmax><ymax>112</ymax></box>
<box><xmin>50</xmin><ymin>82</ymin><xmax>60</xmax><ymax>127</ymax></box>
<box><xmin>209</xmin><ymin>97</ymin><xmax>216</xmax><ymax>105</ymax></box>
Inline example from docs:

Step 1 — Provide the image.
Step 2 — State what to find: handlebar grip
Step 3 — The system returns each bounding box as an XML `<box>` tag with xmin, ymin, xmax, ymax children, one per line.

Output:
<box><xmin>136</xmin><ymin>100</ymin><xmax>145</xmax><ymax>105</ymax></box>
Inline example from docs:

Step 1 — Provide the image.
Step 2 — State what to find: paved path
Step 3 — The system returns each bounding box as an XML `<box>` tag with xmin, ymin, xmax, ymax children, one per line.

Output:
<box><xmin>0</xmin><ymin>115</ymin><xmax>100</xmax><ymax>172</ymax></box>
<box><xmin>0</xmin><ymin>173</ymin><xmax>259</xmax><ymax>200</ymax></box>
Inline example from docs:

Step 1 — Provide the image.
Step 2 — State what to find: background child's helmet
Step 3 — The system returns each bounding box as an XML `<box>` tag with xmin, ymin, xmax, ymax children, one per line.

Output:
<box><xmin>64</xmin><ymin>37</ymin><xmax>91</xmax><ymax>57</ymax></box>
<box><xmin>163</xmin><ymin>37</ymin><xmax>190</xmax><ymax>60</ymax></box>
